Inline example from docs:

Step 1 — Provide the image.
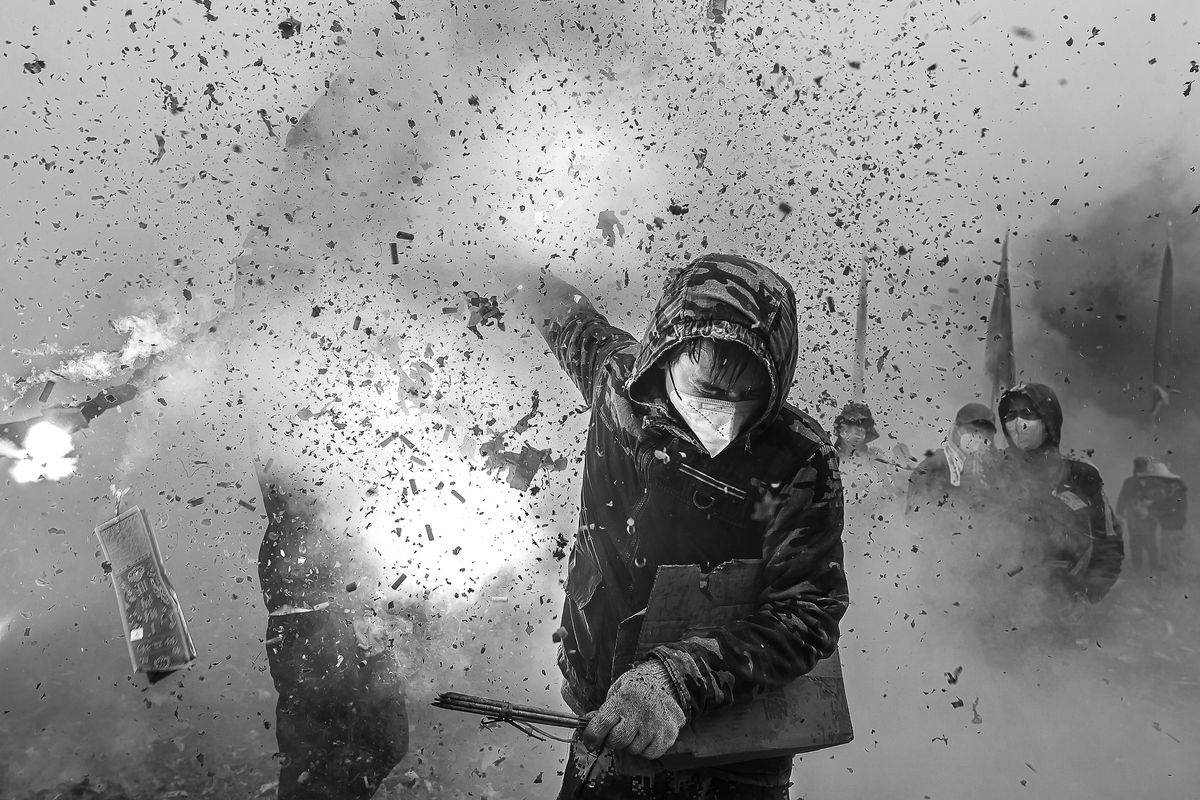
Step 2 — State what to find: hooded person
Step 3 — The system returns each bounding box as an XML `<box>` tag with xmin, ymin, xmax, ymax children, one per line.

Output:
<box><xmin>833</xmin><ymin>401</ymin><xmax>878</xmax><ymax>460</ymax></box>
<box><xmin>832</xmin><ymin>400</ymin><xmax>910</xmax><ymax>507</ymax></box>
<box><xmin>524</xmin><ymin>254</ymin><xmax>847</xmax><ymax>800</ymax></box>
<box><xmin>906</xmin><ymin>402</ymin><xmax>999</xmax><ymax>515</ymax></box>
<box><xmin>994</xmin><ymin>383</ymin><xmax>1124</xmax><ymax>609</ymax></box>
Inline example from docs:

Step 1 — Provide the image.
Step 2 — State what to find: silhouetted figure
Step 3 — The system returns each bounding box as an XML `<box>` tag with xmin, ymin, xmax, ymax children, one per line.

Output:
<box><xmin>256</xmin><ymin>462</ymin><xmax>407</xmax><ymax>800</ymax></box>
<box><xmin>1117</xmin><ymin>458</ymin><xmax>1188</xmax><ymax>574</ymax></box>
<box><xmin>1149</xmin><ymin>462</ymin><xmax>1188</xmax><ymax>570</ymax></box>
<box><xmin>1116</xmin><ymin>457</ymin><xmax>1159</xmax><ymax>572</ymax></box>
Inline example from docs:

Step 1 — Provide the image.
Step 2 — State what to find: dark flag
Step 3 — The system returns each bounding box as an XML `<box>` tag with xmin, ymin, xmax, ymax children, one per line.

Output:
<box><xmin>985</xmin><ymin>233</ymin><xmax>1016</xmax><ymax>410</ymax></box>
<box><xmin>1151</xmin><ymin>239</ymin><xmax>1173</xmax><ymax>427</ymax></box>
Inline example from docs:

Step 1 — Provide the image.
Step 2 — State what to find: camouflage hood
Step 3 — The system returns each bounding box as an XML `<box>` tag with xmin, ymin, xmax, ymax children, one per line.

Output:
<box><xmin>626</xmin><ymin>254</ymin><xmax>798</xmax><ymax>440</ymax></box>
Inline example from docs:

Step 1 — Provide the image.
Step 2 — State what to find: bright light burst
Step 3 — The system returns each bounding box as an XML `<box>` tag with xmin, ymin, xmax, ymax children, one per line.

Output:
<box><xmin>9</xmin><ymin>420</ymin><xmax>78</xmax><ymax>483</ymax></box>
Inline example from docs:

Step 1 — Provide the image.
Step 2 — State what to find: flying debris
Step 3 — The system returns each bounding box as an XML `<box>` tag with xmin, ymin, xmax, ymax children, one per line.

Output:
<box><xmin>278</xmin><ymin>17</ymin><xmax>301</xmax><ymax>39</ymax></box>
<box><xmin>463</xmin><ymin>290</ymin><xmax>506</xmax><ymax>338</ymax></box>
<box><xmin>704</xmin><ymin>0</ymin><xmax>728</xmax><ymax>23</ymax></box>
<box><xmin>78</xmin><ymin>383</ymin><xmax>139</xmax><ymax>424</ymax></box>
<box><xmin>480</xmin><ymin>434</ymin><xmax>568</xmax><ymax>491</ymax></box>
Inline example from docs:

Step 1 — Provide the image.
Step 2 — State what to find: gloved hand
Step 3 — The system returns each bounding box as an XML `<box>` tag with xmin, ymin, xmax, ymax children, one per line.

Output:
<box><xmin>581</xmin><ymin>659</ymin><xmax>686</xmax><ymax>760</ymax></box>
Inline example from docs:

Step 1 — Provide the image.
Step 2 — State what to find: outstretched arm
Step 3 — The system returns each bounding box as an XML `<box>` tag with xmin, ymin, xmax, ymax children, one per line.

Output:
<box><xmin>518</xmin><ymin>269</ymin><xmax>636</xmax><ymax>406</ymax></box>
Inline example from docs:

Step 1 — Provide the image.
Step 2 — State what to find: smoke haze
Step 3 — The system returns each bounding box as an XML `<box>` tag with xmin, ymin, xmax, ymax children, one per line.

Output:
<box><xmin>2</xmin><ymin>0</ymin><xmax>1198</xmax><ymax>798</ymax></box>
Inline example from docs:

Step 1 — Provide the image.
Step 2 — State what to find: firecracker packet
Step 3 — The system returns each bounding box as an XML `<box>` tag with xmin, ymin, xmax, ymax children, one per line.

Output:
<box><xmin>95</xmin><ymin>506</ymin><xmax>196</xmax><ymax>675</ymax></box>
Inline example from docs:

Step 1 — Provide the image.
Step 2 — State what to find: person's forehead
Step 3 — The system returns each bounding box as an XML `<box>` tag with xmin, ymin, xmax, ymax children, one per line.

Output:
<box><xmin>676</xmin><ymin>340</ymin><xmax>751</xmax><ymax>364</ymax></box>
<box><xmin>672</xmin><ymin>344</ymin><xmax>764</xmax><ymax>383</ymax></box>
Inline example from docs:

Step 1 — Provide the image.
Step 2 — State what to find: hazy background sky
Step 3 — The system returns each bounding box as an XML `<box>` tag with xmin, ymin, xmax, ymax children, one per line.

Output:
<box><xmin>2</xmin><ymin>0</ymin><xmax>1198</xmax><ymax>797</ymax></box>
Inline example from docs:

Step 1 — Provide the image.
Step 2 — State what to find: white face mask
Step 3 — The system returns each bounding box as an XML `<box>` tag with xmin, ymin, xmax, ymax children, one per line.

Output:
<box><xmin>667</xmin><ymin>377</ymin><xmax>760</xmax><ymax>457</ymax></box>
<box><xmin>839</xmin><ymin>426</ymin><xmax>867</xmax><ymax>450</ymax></box>
<box><xmin>958</xmin><ymin>431</ymin><xmax>992</xmax><ymax>454</ymax></box>
<box><xmin>1005</xmin><ymin>417</ymin><xmax>1047</xmax><ymax>451</ymax></box>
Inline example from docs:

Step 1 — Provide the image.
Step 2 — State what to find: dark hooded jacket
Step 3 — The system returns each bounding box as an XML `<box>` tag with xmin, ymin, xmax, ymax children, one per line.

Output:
<box><xmin>995</xmin><ymin>384</ymin><xmax>1123</xmax><ymax>602</ymax></box>
<box><xmin>540</xmin><ymin>254</ymin><xmax>847</xmax><ymax>781</ymax></box>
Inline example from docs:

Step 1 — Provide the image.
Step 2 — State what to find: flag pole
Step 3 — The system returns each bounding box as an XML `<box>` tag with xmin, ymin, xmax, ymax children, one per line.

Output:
<box><xmin>853</xmin><ymin>248</ymin><xmax>871</xmax><ymax>403</ymax></box>
<box><xmin>1151</xmin><ymin>224</ymin><xmax>1174</xmax><ymax>457</ymax></box>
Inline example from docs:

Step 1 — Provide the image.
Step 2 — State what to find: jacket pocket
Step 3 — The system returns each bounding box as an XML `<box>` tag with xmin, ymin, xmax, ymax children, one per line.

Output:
<box><xmin>566</xmin><ymin>540</ymin><xmax>604</xmax><ymax>610</ymax></box>
<box><xmin>561</xmin><ymin>540</ymin><xmax>607</xmax><ymax>707</ymax></box>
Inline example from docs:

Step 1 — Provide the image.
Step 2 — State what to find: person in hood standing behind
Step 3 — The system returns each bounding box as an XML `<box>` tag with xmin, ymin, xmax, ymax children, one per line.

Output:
<box><xmin>831</xmin><ymin>401</ymin><xmax>907</xmax><ymax>506</ymax></box>
<box><xmin>520</xmin><ymin>255</ymin><xmax>847</xmax><ymax>800</ymax></box>
<box><xmin>832</xmin><ymin>401</ymin><xmax>878</xmax><ymax>463</ymax></box>
<box><xmin>904</xmin><ymin>403</ymin><xmax>1001</xmax><ymax>617</ymax></box>
<box><xmin>994</xmin><ymin>384</ymin><xmax>1124</xmax><ymax>619</ymax></box>
<box><xmin>906</xmin><ymin>402</ymin><xmax>999</xmax><ymax>515</ymax></box>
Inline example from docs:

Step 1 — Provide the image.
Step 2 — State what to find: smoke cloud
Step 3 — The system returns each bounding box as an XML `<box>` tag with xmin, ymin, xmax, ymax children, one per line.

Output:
<box><xmin>3</xmin><ymin>0</ymin><xmax>1199</xmax><ymax>799</ymax></box>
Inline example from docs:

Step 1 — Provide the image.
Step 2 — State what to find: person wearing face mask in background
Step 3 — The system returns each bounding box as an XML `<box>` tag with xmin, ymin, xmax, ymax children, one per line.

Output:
<box><xmin>906</xmin><ymin>402</ymin><xmax>1000</xmax><ymax>516</ymax></box>
<box><xmin>902</xmin><ymin>403</ymin><xmax>1002</xmax><ymax>623</ymax></box>
<box><xmin>832</xmin><ymin>401</ymin><xmax>910</xmax><ymax>507</ymax></box>
<box><xmin>521</xmin><ymin>254</ymin><xmax>847</xmax><ymax>800</ymax></box>
<box><xmin>833</xmin><ymin>401</ymin><xmax>877</xmax><ymax>462</ymax></box>
<box><xmin>993</xmin><ymin>383</ymin><xmax>1124</xmax><ymax>626</ymax></box>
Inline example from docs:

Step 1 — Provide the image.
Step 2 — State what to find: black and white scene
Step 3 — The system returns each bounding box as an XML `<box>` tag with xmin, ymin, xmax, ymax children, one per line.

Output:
<box><xmin>1</xmin><ymin>0</ymin><xmax>1197</xmax><ymax>798</ymax></box>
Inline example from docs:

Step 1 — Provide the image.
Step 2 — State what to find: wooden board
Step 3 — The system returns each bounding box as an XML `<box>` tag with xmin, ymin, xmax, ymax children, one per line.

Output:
<box><xmin>619</xmin><ymin>559</ymin><xmax>852</xmax><ymax>772</ymax></box>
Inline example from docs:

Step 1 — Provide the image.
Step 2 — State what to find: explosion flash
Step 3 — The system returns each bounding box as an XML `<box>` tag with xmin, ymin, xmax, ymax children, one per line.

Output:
<box><xmin>5</xmin><ymin>420</ymin><xmax>78</xmax><ymax>483</ymax></box>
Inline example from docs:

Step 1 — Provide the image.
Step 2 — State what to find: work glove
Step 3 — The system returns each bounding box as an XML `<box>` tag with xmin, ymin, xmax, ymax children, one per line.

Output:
<box><xmin>581</xmin><ymin>659</ymin><xmax>686</xmax><ymax>760</ymax></box>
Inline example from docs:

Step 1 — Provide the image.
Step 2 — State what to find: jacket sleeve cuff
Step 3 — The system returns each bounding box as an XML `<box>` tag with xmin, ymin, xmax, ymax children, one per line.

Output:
<box><xmin>647</xmin><ymin>649</ymin><xmax>695</xmax><ymax>721</ymax></box>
